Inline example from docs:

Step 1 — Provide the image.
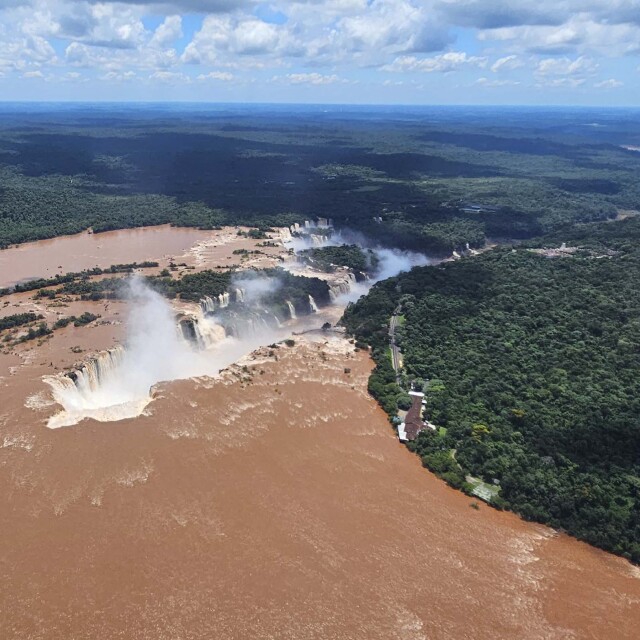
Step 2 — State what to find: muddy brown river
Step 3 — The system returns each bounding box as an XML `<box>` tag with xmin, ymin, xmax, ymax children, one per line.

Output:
<box><xmin>1</xmin><ymin>227</ymin><xmax>639</xmax><ymax>639</ymax></box>
<box><xmin>0</xmin><ymin>224</ymin><xmax>288</xmax><ymax>289</ymax></box>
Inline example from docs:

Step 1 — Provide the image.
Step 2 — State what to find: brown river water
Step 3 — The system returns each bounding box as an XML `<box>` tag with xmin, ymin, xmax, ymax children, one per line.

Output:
<box><xmin>1</xmin><ymin>227</ymin><xmax>639</xmax><ymax>639</ymax></box>
<box><xmin>0</xmin><ymin>225</ymin><xmax>287</xmax><ymax>289</ymax></box>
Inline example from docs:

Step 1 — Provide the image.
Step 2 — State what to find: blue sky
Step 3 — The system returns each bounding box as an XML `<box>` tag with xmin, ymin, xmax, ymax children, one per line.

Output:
<box><xmin>0</xmin><ymin>1</ymin><xmax>638</xmax><ymax>105</ymax></box>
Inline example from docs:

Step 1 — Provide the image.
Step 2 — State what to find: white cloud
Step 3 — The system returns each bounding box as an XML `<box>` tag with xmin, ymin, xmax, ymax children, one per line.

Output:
<box><xmin>336</xmin><ymin>0</ymin><xmax>450</xmax><ymax>54</ymax></box>
<box><xmin>0</xmin><ymin>0</ymin><xmax>637</xmax><ymax>101</ymax></box>
<box><xmin>42</xmin><ymin>3</ymin><xmax>147</xmax><ymax>49</ymax></box>
<box><xmin>149</xmin><ymin>70</ymin><xmax>191</xmax><ymax>82</ymax></box>
<box><xmin>150</xmin><ymin>15</ymin><xmax>182</xmax><ymax>49</ymax></box>
<box><xmin>101</xmin><ymin>70</ymin><xmax>136</xmax><ymax>81</ymax></box>
<box><xmin>181</xmin><ymin>14</ymin><xmax>301</xmax><ymax>66</ymax></box>
<box><xmin>490</xmin><ymin>55</ymin><xmax>523</xmax><ymax>73</ymax></box>
<box><xmin>384</xmin><ymin>51</ymin><xmax>487</xmax><ymax>73</ymax></box>
<box><xmin>479</xmin><ymin>14</ymin><xmax>640</xmax><ymax>56</ymax></box>
<box><xmin>594</xmin><ymin>78</ymin><xmax>623</xmax><ymax>88</ymax></box>
<box><xmin>475</xmin><ymin>76</ymin><xmax>520</xmax><ymax>87</ymax></box>
<box><xmin>278</xmin><ymin>72</ymin><xmax>342</xmax><ymax>84</ymax></box>
<box><xmin>197</xmin><ymin>70</ymin><xmax>234</xmax><ymax>81</ymax></box>
<box><xmin>435</xmin><ymin>1</ymin><xmax>640</xmax><ymax>30</ymax></box>
<box><xmin>533</xmin><ymin>55</ymin><xmax>598</xmax><ymax>88</ymax></box>
<box><xmin>535</xmin><ymin>56</ymin><xmax>598</xmax><ymax>77</ymax></box>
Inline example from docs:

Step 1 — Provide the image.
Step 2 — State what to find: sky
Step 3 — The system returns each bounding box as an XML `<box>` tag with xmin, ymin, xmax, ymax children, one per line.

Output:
<box><xmin>0</xmin><ymin>0</ymin><xmax>638</xmax><ymax>105</ymax></box>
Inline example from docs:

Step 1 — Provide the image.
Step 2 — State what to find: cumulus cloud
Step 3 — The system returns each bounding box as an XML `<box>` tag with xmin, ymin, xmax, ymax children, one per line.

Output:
<box><xmin>0</xmin><ymin>0</ymin><xmax>637</xmax><ymax>100</ymax></box>
<box><xmin>336</xmin><ymin>0</ymin><xmax>451</xmax><ymax>54</ymax></box>
<box><xmin>479</xmin><ymin>14</ymin><xmax>640</xmax><ymax>56</ymax></box>
<box><xmin>101</xmin><ymin>70</ymin><xmax>137</xmax><ymax>81</ymax></box>
<box><xmin>149</xmin><ymin>15</ymin><xmax>182</xmax><ymax>48</ymax></box>
<box><xmin>85</xmin><ymin>0</ymin><xmax>255</xmax><ymax>11</ymax></box>
<box><xmin>530</xmin><ymin>55</ymin><xmax>602</xmax><ymax>89</ymax></box>
<box><xmin>535</xmin><ymin>55</ymin><xmax>598</xmax><ymax>77</ymax></box>
<box><xmin>436</xmin><ymin>0</ymin><xmax>640</xmax><ymax>30</ymax></box>
<box><xmin>490</xmin><ymin>54</ymin><xmax>523</xmax><ymax>73</ymax></box>
<box><xmin>181</xmin><ymin>14</ymin><xmax>299</xmax><ymax>66</ymax></box>
<box><xmin>594</xmin><ymin>78</ymin><xmax>623</xmax><ymax>88</ymax></box>
<box><xmin>197</xmin><ymin>70</ymin><xmax>234</xmax><ymax>81</ymax></box>
<box><xmin>434</xmin><ymin>0</ymin><xmax>569</xmax><ymax>29</ymax></box>
<box><xmin>149</xmin><ymin>69</ymin><xmax>191</xmax><ymax>82</ymax></box>
<box><xmin>384</xmin><ymin>51</ymin><xmax>487</xmax><ymax>73</ymax></box>
<box><xmin>277</xmin><ymin>72</ymin><xmax>342</xmax><ymax>85</ymax></box>
<box><xmin>44</xmin><ymin>3</ymin><xmax>147</xmax><ymax>49</ymax></box>
<box><xmin>475</xmin><ymin>76</ymin><xmax>520</xmax><ymax>87</ymax></box>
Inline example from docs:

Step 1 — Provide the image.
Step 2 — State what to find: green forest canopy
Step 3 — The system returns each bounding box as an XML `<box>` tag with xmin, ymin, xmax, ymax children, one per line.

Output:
<box><xmin>1</xmin><ymin>107</ymin><xmax>639</xmax><ymax>253</ymax></box>
<box><xmin>342</xmin><ymin>217</ymin><xmax>640</xmax><ymax>563</ymax></box>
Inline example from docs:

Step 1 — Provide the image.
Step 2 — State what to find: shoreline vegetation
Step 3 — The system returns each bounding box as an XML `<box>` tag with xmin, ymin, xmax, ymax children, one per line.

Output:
<box><xmin>342</xmin><ymin>215</ymin><xmax>640</xmax><ymax>564</ymax></box>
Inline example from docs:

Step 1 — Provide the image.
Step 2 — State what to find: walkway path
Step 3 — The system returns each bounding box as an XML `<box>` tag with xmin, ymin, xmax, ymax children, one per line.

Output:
<box><xmin>389</xmin><ymin>307</ymin><xmax>401</xmax><ymax>383</ymax></box>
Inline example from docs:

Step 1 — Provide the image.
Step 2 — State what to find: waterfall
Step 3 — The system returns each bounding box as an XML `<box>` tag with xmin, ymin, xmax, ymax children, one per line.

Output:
<box><xmin>42</xmin><ymin>277</ymin><xmax>311</xmax><ymax>429</ymax></box>
<box><xmin>235</xmin><ymin>288</ymin><xmax>245</xmax><ymax>303</ymax></box>
<box><xmin>200</xmin><ymin>296</ymin><xmax>216</xmax><ymax>314</ymax></box>
<box><xmin>44</xmin><ymin>346</ymin><xmax>127</xmax><ymax>412</ymax></box>
<box><xmin>179</xmin><ymin>315</ymin><xmax>226</xmax><ymax>350</ymax></box>
<box><xmin>72</xmin><ymin>346</ymin><xmax>125</xmax><ymax>400</ymax></box>
<box><xmin>286</xmin><ymin>300</ymin><xmax>297</xmax><ymax>320</ymax></box>
<box><xmin>308</xmin><ymin>295</ymin><xmax>318</xmax><ymax>313</ymax></box>
<box><xmin>218</xmin><ymin>292</ymin><xmax>230</xmax><ymax>308</ymax></box>
<box><xmin>216</xmin><ymin>308</ymin><xmax>280</xmax><ymax>340</ymax></box>
<box><xmin>304</xmin><ymin>220</ymin><xmax>311</xmax><ymax>228</ymax></box>
<box><xmin>328</xmin><ymin>272</ymin><xmax>355</xmax><ymax>302</ymax></box>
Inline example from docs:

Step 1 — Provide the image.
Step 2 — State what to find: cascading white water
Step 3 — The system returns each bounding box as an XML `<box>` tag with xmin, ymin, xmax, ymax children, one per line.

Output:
<box><xmin>44</xmin><ymin>280</ymin><xmax>231</xmax><ymax>428</ymax></box>
<box><xmin>308</xmin><ymin>295</ymin><xmax>318</xmax><ymax>313</ymax></box>
<box><xmin>235</xmin><ymin>288</ymin><xmax>245</xmax><ymax>303</ymax></box>
<box><xmin>179</xmin><ymin>315</ymin><xmax>226</xmax><ymax>350</ymax></box>
<box><xmin>220</xmin><ymin>308</ymin><xmax>281</xmax><ymax>339</ymax></box>
<box><xmin>218</xmin><ymin>292</ymin><xmax>230</xmax><ymax>308</ymax></box>
<box><xmin>286</xmin><ymin>300</ymin><xmax>297</xmax><ymax>320</ymax></box>
<box><xmin>310</xmin><ymin>234</ymin><xmax>328</xmax><ymax>246</ymax></box>
<box><xmin>328</xmin><ymin>274</ymin><xmax>354</xmax><ymax>302</ymax></box>
<box><xmin>201</xmin><ymin>296</ymin><xmax>216</xmax><ymax>314</ymax></box>
<box><xmin>45</xmin><ymin>347</ymin><xmax>127</xmax><ymax>413</ymax></box>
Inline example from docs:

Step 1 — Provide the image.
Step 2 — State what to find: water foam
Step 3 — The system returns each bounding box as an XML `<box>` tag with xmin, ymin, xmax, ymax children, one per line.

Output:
<box><xmin>44</xmin><ymin>280</ymin><xmax>238</xmax><ymax>428</ymax></box>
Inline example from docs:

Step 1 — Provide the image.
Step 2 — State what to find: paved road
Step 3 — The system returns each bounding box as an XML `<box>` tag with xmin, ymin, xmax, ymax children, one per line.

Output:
<box><xmin>389</xmin><ymin>309</ymin><xmax>401</xmax><ymax>382</ymax></box>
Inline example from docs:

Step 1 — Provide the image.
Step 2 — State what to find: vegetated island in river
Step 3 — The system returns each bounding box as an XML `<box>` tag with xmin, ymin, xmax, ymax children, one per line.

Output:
<box><xmin>342</xmin><ymin>215</ymin><xmax>640</xmax><ymax>564</ymax></box>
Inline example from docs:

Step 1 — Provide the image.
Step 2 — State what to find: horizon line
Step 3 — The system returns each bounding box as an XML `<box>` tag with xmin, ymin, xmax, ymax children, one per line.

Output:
<box><xmin>0</xmin><ymin>100</ymin><xmax>637</xmax><ymax>110</ymax></box>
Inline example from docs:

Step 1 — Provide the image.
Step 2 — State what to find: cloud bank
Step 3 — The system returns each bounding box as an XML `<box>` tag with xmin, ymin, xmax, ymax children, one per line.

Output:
<box><xmin>0</xmin><ymin>0</ymin><xmax>637</xmax><ymax>104</ymax></box>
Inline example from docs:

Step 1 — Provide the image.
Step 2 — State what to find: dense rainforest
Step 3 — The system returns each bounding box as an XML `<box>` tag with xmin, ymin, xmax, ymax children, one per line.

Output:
<box><xmin>342</xmin><ymin>217</ymin><xmax>640</xmax><ymax>562</ymax></box>
<box><xmin>1</xmin><ymin>105</ymin><xmax>639</xmax><ymax>253</ymax></box>
<box><xmin>298</xmin><ymin>244</ymin><xmax>377</xmax><ymax>274</ymax></box>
